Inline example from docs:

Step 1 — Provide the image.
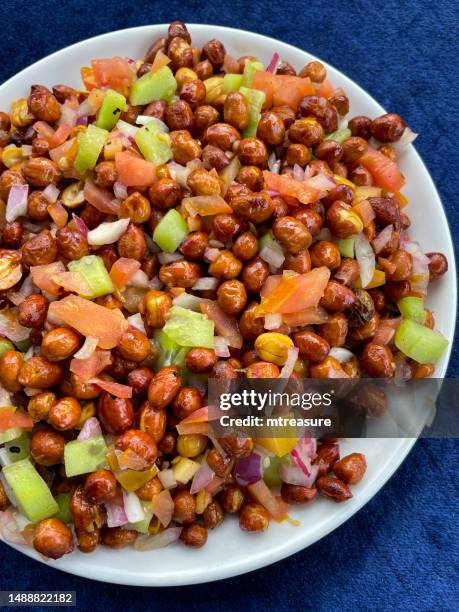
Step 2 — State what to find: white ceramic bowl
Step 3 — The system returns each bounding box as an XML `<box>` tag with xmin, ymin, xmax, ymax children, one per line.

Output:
<box><xmin>0</xmin><ymin>24</ymin><xmax>456</xmax><ymax>586</ymax></box>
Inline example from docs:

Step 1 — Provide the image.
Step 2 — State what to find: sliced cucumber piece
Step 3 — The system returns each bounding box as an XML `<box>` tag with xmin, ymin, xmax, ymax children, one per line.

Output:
<box><xmin>64</xmin><ymin>435</ymin><xmax>107</xmax><ymax>477</ymax></box>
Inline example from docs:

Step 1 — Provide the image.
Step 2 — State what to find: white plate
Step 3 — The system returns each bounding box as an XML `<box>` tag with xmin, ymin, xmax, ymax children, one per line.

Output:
<box><xmin>0</xmin><ymin>24</ymin><xmax>456</xmax><ymax>586</ymax></box>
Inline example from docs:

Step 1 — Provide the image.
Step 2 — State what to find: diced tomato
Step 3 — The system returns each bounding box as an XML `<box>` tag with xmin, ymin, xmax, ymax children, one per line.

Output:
<box><xmin>260</xmin><ymin>275</ymin><xmax>283</xmax><ymax>298</ymax></box>
<box><xmin>252</xmin><ymin>71</ymin><xmax>275</xmax><ymax>109</ymax></box>
<box><xmin>359</xmin><ymin>146</ymin><xmax>405</xmax><ymax>192</ymax></box>
<box><xmin>200</xmin><ymin>301</ymin><xmax>243</xmax><ymax>348</ymax></box>
<box><xmin>352</xmin><ymin>199</ymin><xmax>375</xmax><ymax>227</ymax></box>
<box><xmin>151</xmin><ymin>489</ymin><xmax>174</xmax><ymax>527</ymax></box>
<box><xmin>89</xmin><ymin>378</ymin><xmax>132</xmax><ymax>398</ymax></box>
<box><xmin>48</xmin><ymin>125</ymin><xmax>72</xmax><ymax>149</ymax></box>
<box><xmin>109</xmin><ymin>258</ymin><xmax>141</xmax><ymax>289</ymax></box>
<box><xmin>48</xmin><ymin>295</ymin><xmax>128</xmax><ymax>349</ymax></box>
<box><xmin>84</xmin><ymin>179</ymin><xmax>122</xmax><ymax>215</ymax></box>
<box><xmin>176</xmin><ymin>421</ymin><xmax>209</xmax><ymax>436</ymax></box>
<box><xmin>81</xmin><ymin>66</ymin><xmax>97</xmax><ymax>91</ymax></box>
<box><xmin>247</xmin><ymin>480</ymin><xmax>289</xmax><ymax>521</ymax></box>
<box><xmin>272</xmin><ymin>75</ymin><xmax>314</xmax><ymax>110</ymax></box>
<box><xmin>33</xmin><ymin>121</ymin><xmax>55</xmax><ymax>141</ymax></box>
<box><xmin>46</xmin><ymin>201</ymin><xmax>68</xmax><ymax>228</ymax></box>
<box><xmin>179</xmin><ymin>407</ymin><xmax>209</xmax><ymax>424</ymax></box>
<box><xmin>0</xmin><ymin>407</ymin><xmax>33</xmax><ymax>433</ymax></box>
<box><xmin>316</xmin><ymin>78</ymin><xmax>334</xmax><ymax>98</ymax></box>
<box><xmin>52</xmin><ymin>271</ymin><xmax>92</xmax><ymax>296</ymax></box>
<box><xmin>115</xmin><ymin>152</ymin><xmax>157</xmax><ymax>187</ymax></box>
<box><xmin>49</xmin><ymin>137</ymin><xmax>78</xmax><ymax>166</ymax></box>
<box><xmin>256</xmin><ymin>267</ymin><xmax>331</xmax><ymax>315</ymax></box>
<box><xmin>282</xmin><ymin>306</ymin><xmax>330</xmax><ymax>327</ymax></box>
<box><xmin>263</xmin><ymin>171</ymin><xmax>321</xmax><ymax>205</ymax></box>
<box><xmin>70</xmin><ymin>349</ymin><xmax>112</xmax><ymax>381</ymax></box>
<box><xmin>182</xmin><ymin>195</ymin><xmax>233</xmax><ymax>217</ymax></box>
<box><xmin>151</xmin><ymin>50</ymin><xmax>171</xmax><ymax>73</ymax></box>
<box><xmin>31</xmin><ymin>261</ymin><xmax>66</xmax><ymax>296</ymax></box>
<box><xmin>91</xmin><ymin>57</ymin><xmax>133</xmax><ymax>97</ymax></box>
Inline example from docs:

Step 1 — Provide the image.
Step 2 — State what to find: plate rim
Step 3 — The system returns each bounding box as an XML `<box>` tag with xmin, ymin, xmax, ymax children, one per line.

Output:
<box><xmin>0</xmin><ymin>23</ymin><xmax>456</xmax><ymax>587</ymax></box>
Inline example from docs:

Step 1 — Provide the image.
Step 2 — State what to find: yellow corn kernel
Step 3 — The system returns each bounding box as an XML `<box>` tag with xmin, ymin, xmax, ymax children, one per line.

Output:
<box><xmin>204</xmin><ymin>76</ymin><xmax>224</xmax><ymax>103</ymax></box>
<box><xmin>355</xmin><ymin>269</ymin><xmax>386</xmax><ymax>289</ymax></box>
<box><xmin>394</xmin><ymin>191</ymin><xmax>409</xmax><ymax>208</ymax></box>
<box><xmin>175</xmin><ymin>67</ymin><xmax>198</xmax><ymax>89</ymax></box>
<box><xmin>61</xmin><ymin>181</ymin><xmax>85</xmax><ymax>208</ymax></box>
<box><xmin>103</xmin><ymin>134</ymin><xmax>123</xmax><ymax>160</ymax></box>
<box><xmin>1</xmin><ymin>146</ymin><xmax>24</xmax><ymax>168</ymax></box>
<box><xmin>254</xmin><ymin>332</ymin><xmax>294</xmax><ymax>366</ymax></box>
<box><xmin>10</xmin><ymin>99</ymin><xmax>34</xmax><ymax>128</ymax></box>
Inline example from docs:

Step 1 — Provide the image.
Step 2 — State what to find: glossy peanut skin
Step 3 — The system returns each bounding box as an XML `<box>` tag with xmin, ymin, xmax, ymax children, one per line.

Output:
<box><xmin>148</xmin><ymin>366</ymin><xmax>182</xmax><ymax>409</ymax></box>
<box><xmin>294</xmin><ymin>330</ymin><xmax>330</xmax><ymax>363</ymax></box>
<box><xmin>84</xmin><ymin>470</ymin><xmax>117</xmax><ymax>504</ymax></box>
<box><xmin>98</xmin><ymin>393</ymin><xmax>134</xmax><ymax>435</ymax></box>
<box><xmin>333</xmin><ymin>453</ymin><xmax>367</xmax><ymax>484</ymax></box>
<box><xmin>281</xmin><ymin>484</ymin><xmax>318</xmax><ymax>504</ymax></box>
<box><xmin>316</xmin><ymin>477</ymin><xmax>352</xmax><ymax>502</ymax></box>
<box><xmin>180</xmin><ymin>523</ymin><xmax>208</xmax><ymax>547</ymax></box>
<box><xmin>115</xmin><ymin>429</ymin><xmax>157</xmax><ymax>467</ymax></box>
<box><xmin>33</xmin><ymin>518</ymin><xmax>74</xmax><ymax>559</ymax></box>
<box><xmin>41</xmin><ymin>328</ymin><xmax>81</xmax><ymax>361</ymax></box>
<box><xmin>239</xmin><ymin>503</ymin><xmax>270</xmax><ymax>532</ymax></box>
<box><xmin>185</xmin><ymin>348</ymin><xmax>217</xmax><ymax>373</ymax></box>
<box><xmin>30</xmin><ymin>429</ymin><xmax>65</xmax><ymax>466</ymax></box>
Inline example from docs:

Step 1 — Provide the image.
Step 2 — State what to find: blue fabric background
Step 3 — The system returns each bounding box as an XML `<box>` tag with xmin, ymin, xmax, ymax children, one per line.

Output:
<box><xmin>1</xmin><ymin>1</ymin><xmax>458</xmax><ymax>609</ymax></box>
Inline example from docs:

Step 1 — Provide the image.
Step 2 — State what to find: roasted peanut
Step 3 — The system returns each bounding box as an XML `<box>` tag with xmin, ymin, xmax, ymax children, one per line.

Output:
<box><xmin>316</xmin><ymin>476</ymin><xmax>352</xmax><ymax>502</ymax></box>
<box><xmin>33</xmin><ymin>518</ymin><xmax>73</xmax><ymax>559</ymax></box>
<box><xmin>281</xmin><ymin>484</ymin><xmax>317</xmax><ymax>504</ymax></box>
<box><xmin>41</xmin><ymin>328</ymin><xmax>81</xmax><ymax>362</ymax></box>
<box><xmin>138</xmin><ymin>402</ymin><xmax>167</xmax><ymax>442</ymax></box>
<box><xmin>148</xmin><ymin>366</ymin><xmax>181</xmax><ymax>409</ymax></box>
<box><xmin>159</xmin><ymin>260</ymin><xmax>201</xmax><ymax>288</ymax></box>
<box><xmin>30</xmin><ymin>429</ymin><xmax>65</xmax><ymax>466</ymax></box>
<box><xmin>98</xmin><ymin>393</ymin><xmax>134</xmax><ymax>434</ymax></box>
<box><xmin>84</xmin><ymin>470</ymin><xmax>117</xmax><ymax>504</ymax></box>
<box><xmin>49</xmin><ymin>397</ymin><xmax>81</xmax><ymax>430</ymax></box>
<box><xmin>294</xmin><ymin>330</ymin><xmax>330</xmax><ymax>363</ymax></box>
<box><xmin>17</xmin><ymin>294</ymin><xmax>48</xmax><ymax>328</ymax></box>
<box><xmin>333</xmin><ymin>453</ymin><xmax>367</xmax><ymax>484</ymax></box>
<box><xmin>239</xmin><ymin>503</ymin><xmax>270</xmax><ymax>532</ymax></box>
<box><xmin>185</xmin><ymin>348</ymin><xmax>217</xmax><ymax>373</ymax></box>
<box><xmin>18</xmin><ymin>355</ymin><xmax>63</xmax><ymax>388</ymax></box>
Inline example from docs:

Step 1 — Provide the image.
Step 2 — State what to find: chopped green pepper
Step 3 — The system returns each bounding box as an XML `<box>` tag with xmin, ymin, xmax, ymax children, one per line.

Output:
<box><xmin>223</xmin><ymin>73</ymin><xmax>243</xmax><ymax>93</ymax></box>
<box><xmin>239</xmin><ymin>87</ymin><xmax>265</xmax><ymax>138</ymax></box>
<box><xmin>2</xmin><ymin>458</ymin><xmax>58</xmax><ymax>523</ymax></box>
<box><xmin>394</xmin><ymin>319</ymin><xmax>448</xmax><ymax>364</ymax></box>
<box><xmin>241</xmin><ymin>60</ymin><xmax>264</xmax><ymax>88</ymax></box>
<box><xmin>74</xmin><ymin>125</ymin><xmax>108</xmax><ymax>175</ymax></box>
<box><xmin>96</xmin><ymin>89</ymin><xmax>128</xmax><ymax>131</ymax></box>
<box><xmin>152</xmin><ymin>209</ymin><xmax>189</xmax><ymax>253</ymax></box>
<box><xmin>155</xmin><ymin>329</ymin><xmax>189</xmax><ymax>370</ymax></box>
<box><xmin>162</xmin><ymin>306</ymin><xmax>214</xmax><ymax>349</ymax></box>
<box><xmin>337</xmin><ymin>237</ymin><xmax>355</xmax><ymax>258</ymax></box>
<box><xmin>0</xmin><ymin>427</ymin><xmax>23</xmax><ymax>445</ymax></box>
<box><xmin>0</xmin><ymin>338</ymin><xmax>14</xmax><ymax>358</ymax></box>
<box><xmin>64</xmin><ymin>435</ymin><xmax>107</xmax><ymax>477</ymax></box>
<box><xmin>135</xmin><ymin>121</ymin><xmax>172</xmax><ymax>165</ymax></box>
<box><xmin>129</xmin><ymin>66</ymin><xmax>177</xmax><ymax>106</ymax></box>
<box><xmin>5</xmin><ymin>434</ymin><xmax>30</xmax><ymax>462</ymax></box>
<box><xmin>325</xmin><ymin>128</ymin><xmax>352</xmax><ymax>143</ymax></box>
<box><xmin>68</xmin><ymin>255</ymin><xmax>114</xmax><ymax>299</ymax></box>
<box><xmin>397</xmin><ymin>296</ymin><xmax>425</xmax><ymax>324</ymax></box>
<box><xmin>54</xmin><ymin>493</ymin><xmax>72</xmax><ymax>524</ymax></box>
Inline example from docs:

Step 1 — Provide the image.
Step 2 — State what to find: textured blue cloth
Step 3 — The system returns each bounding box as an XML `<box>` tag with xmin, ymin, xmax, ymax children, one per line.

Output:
<box><xmin>1</xmin><ymin>1</ymin><xmax>458</xmax><ymax>609</ymax></box>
